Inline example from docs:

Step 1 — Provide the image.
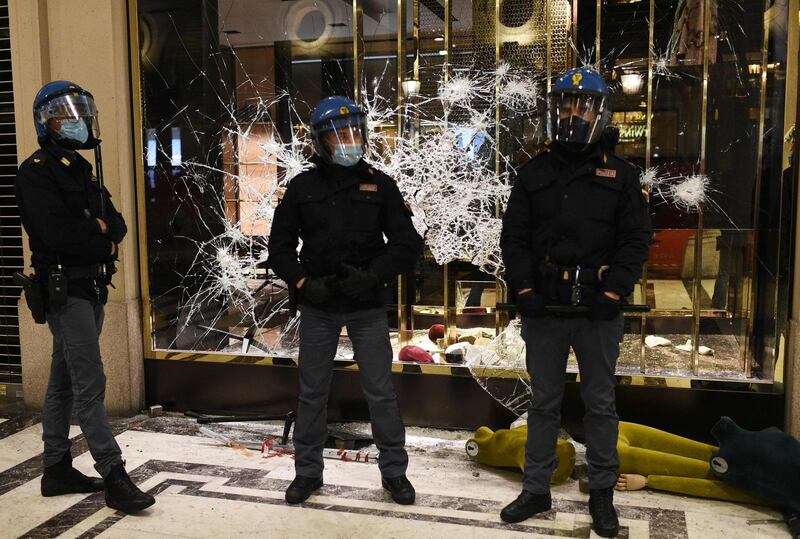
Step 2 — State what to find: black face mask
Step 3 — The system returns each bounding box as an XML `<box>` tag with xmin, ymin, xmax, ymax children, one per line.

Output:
<box><xmin>556</xmin><ymin>115</ymin><xmax>592</xmax><ymax>144</ymax></box>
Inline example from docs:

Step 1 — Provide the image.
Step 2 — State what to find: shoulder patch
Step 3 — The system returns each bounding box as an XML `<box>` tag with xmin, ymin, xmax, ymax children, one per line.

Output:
<box><xmin>28</xmin><ymin>151</ymin><xmax>47</xmax><ymax>166</ymax></box>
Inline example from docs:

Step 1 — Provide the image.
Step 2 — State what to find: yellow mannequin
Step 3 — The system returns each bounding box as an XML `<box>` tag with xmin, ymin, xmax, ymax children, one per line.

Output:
<box><xmin>465</xmin><ymin>426</ymin><xmax>575</xmax><ymax>484</ymax></box>
<box><xmin>466</xmin><ymin>422</ymin><xmax>771</xmax><ymax>506</ymax></box>
<box><xmin>615</xmin><ymin>422</ymin><xmax>768</xmax><ymax>505</ymax></box>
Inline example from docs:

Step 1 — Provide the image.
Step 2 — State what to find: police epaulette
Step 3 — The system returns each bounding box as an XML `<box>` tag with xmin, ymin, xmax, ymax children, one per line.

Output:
<box><xmin>29</xmin><ymin>152</ymin><xmax>47</xmax><ymax>166</ymax></box>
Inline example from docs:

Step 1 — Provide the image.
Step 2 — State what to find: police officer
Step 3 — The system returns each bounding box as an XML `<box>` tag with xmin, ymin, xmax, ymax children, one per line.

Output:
<box><xmin>499</xmin><ymin>68</ymin><xmax>651</xmax><ymax>537</ymax></box>
<box><xmin>15</xmin><ymin>81</ymin><xmax>155</xmax><ymax>513</ymax></box>
<box><xmin>268</xmin><ymin>96</ymin><xmax>423</xmax><ymax>505</ymax></box>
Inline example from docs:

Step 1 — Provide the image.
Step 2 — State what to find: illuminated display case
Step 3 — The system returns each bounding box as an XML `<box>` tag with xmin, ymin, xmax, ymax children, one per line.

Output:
<box><xmin>131</xmin><ymin>0</ymin><xmax>794</xmax><ymax>392</ymax></box>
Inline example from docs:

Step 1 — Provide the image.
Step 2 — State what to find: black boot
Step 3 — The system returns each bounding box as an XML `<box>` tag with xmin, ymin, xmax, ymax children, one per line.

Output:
<box><xmin>382</xmin><ymin>475</ymin><xmax>415</xmax><ymax>505</ymax></box>
<box><xmin>589</xmin><ymin>487</ymin><xmax>620</xmax><ymax>537</ymax></box>
<box><xmin>500</xmin><ymin>491</ymin><xmax>552</xmax><ymax>523</ymax></box>
<box><xmin>41</xmin><ymin>453</ymin><xmax>105</xmax><ymax>497</ymax></box>
<box><xmin>285</xmin><ymin>475</ymin><xmax>323</xmax><ymax>504</ymax></box>
<box><xmin>104</xmin><ymin>463</ymin><xmax>155</xmax><ymax>514</ymax></box>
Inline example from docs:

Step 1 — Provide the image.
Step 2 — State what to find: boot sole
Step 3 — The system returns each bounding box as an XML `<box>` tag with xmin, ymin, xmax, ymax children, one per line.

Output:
<box><xmin>592</xmin><ymin>525</ymin><xmax>620</xmax><ymax>538</ymax></box>
<box><xmin>105</xmin><ymin>496</ymin><xmax>156</xmax><ymax>514</ymax></box>
<box><xmin>500</xmin><ymin>501</ymin><xmax>552</xmax><ymax>523</ymax></box>
<box><xmin>285</xmin><ymin>481</ymin><xmax>323</xmax><ymax>504</ymax></box>
<box><xmin>381</xmin><ymin>480</ymin><xmax>415</xmax><ymax>505</ymax></box>
<box><xmin>41</xmin><ymin>481</ymin><xmax>105</xmax><ymax>497</ymax></box>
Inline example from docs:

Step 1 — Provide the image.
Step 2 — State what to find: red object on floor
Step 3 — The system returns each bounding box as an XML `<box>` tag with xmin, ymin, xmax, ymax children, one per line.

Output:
<box><xmin>648</xmin><ymin>229</ymin><xmax>694</xmax><ymax>279</ymax></box>
<box><xmin>399</xmin><ymin>345</ymin><xmax>435</xmax><ymax>363</ymax></box>
<box><xmin>428</xmin><ymin>324</ymin><xmax>445</xmax><ymax>343</ymax></box>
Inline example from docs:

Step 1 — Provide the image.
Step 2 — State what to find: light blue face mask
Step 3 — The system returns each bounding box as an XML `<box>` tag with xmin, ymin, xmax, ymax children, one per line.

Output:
<box><xmin>59</xmin><ymin>119</ymin><xmax>89</xmax><ymax>144</ymax></box>
<box><xmin>331</xmin><ymin>143</ymin><xmax>364</xmax><ymax>167</ymax></box>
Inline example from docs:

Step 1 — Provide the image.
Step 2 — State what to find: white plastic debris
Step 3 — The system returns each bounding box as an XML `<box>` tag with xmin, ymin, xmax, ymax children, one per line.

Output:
<box><xmin>445</xmin><ymin>342</ymin><xmax>471</xmax><ymax>355</ymax></box>
<box><xmin>510</xmin><ymin>412</ymin><xmax>528</xmax><ymax>430</ymax></box>
<box><xmin>698</xmin><ymin>345</ymin><xmax>715</xmax><ymax>356</ymax></box>
<box><xmin>645</xmin><ymin>335</ymin><xmax>672</xmax><ymax>348</ymax></box>
<box><xmin>675</xmin><ymin>339</ymin><xmax>715</xmax><ymax>355</ymax></box>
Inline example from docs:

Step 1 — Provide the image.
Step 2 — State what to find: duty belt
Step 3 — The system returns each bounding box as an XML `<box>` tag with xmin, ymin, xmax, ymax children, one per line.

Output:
<box><xmin>42</xmin><ymin>264</ymin><xmax>104</xmax><ymax>279</ymax></box>
<box><xmin>542</xmin><ymin>260</ymin><xmax>611</xmax><ymax>306</ymax></box>
<box><xmin>542</xmin><ymin>260</ymin><xmax>610</xmax><ymax>285</ymax></box>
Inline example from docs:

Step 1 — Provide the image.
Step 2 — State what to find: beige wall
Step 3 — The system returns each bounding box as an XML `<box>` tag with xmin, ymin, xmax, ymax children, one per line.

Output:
<box><xmin>787</xmin><ymin>0</ymin><xmax>800</xmax><ymax>437</ymax></box>
<box><xmin>9</xmin><ymin>0</ymin><xmax>144</xmax><ymax>414</ymax></box>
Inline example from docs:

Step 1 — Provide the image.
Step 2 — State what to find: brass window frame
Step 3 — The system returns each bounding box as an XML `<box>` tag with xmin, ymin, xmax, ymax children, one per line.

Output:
<box><xmin>125</xmin><ymin>0</ymin><xmax>792</xmax><ymax>394</ymax></box>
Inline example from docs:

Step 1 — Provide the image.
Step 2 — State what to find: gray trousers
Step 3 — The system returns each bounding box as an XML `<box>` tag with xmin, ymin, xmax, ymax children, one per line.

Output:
<box><xmin>294</xmin><ymin>304</ymin><xmax>408</xmax><ymax>479</ymax></box>
<box><xmin>42</xmin><ymin>296</ymin><xmax>122</xmax><ymax>477</ymax></box>
<box><xmin>521</xmin><ymin>315</ymin><xmax>623</xmax><ymax>494</ymax></box>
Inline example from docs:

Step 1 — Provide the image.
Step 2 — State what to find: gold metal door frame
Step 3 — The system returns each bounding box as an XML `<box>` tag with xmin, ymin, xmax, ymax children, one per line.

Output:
<box><xmin>124</xmin><ymin>0</ymin><xmax>791</xmax><ymax>391</ymax></box>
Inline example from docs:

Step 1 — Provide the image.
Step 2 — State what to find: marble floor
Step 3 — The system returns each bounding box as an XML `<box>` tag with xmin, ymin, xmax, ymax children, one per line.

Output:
<box><xmin>0</xmin><ymin>414</ymin><xmax>792</xmax><ymax>539</ymax></box>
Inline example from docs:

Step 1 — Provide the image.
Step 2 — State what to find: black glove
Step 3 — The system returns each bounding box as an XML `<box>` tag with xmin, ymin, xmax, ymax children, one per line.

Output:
<box><xmin>108</xmin><ymin>242</ymin><xmax>119</xmax><ymax>263</ymax></box>
<box><xmin>108</xmin><ymin>222</ymin><xmax>126</xmax><ymax>245</ymax></box>
<box><xmin>588</xmin><ymin>292</ymin><xmax>622</xmax><ymax>321</ymax></box>
<box><xmin>339</xmin><ymin>264</ymin><xmax>379</xmax><ymax>301</ymax></box>
<box><xmin>301</xmin><ymin>275</ymin><xmax>338</xmax><ymax>304</ymax></box>
<box><xmin>516</xmin><ymin>290</ymin><xmax>548</xmax><ymax>317</ymax></box>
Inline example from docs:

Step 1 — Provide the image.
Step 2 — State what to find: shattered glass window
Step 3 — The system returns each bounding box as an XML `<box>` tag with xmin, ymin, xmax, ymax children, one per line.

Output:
<box><xmin>136</xmin><ymin>0</ymin><xmax>794</xmax><ymax>415</ymax></box>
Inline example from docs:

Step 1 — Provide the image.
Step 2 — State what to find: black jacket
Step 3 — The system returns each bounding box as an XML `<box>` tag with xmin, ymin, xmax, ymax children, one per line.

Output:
<box><xmin>268</xmin><ymin>157</ymin><xmax>423</xmax><ymax>312</ymax></box>
<box><xmin>500</xmin><ymin>142</ymin><xmax>651</xmax><ymax>303</ymax></box>
<box><xmin>15</xmin><ymin>142</ymin><xmax>127</xmax><ymax>303</ymax></box>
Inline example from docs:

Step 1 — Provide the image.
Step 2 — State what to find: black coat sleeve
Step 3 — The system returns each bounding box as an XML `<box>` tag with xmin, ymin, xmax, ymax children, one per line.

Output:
<box><xmin>602</xmin><ymin>169</ymin><xmax>652</xmax><ymax>297</ymax></box>
<box><xmin>15</xmin><ymin>164</ymin><xmax>113</xmax><ymax>262</ymax></box>
<box><xmin>104</xmin><ymin>188</ymin><xmax>127</xmax><ymax>245</ymax></box>
<box><xmin>368</xmin><ymin>178</ymin><xmax>423</xmax><ymax>283</ymax></box>
<box><xmin>500</xmin><ymin>179</ymin><xmax>536</xmax><ymax>293</ymax></box>
<box><xmin>267</xmin><ymin>182</ymin><xmax>305</xmax><ymax>287</ymax></box>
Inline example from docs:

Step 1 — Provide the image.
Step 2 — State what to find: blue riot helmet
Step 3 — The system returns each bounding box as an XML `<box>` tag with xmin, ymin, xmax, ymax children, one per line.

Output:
<box><xmin>33</xmin><ymin>81</ymin><xmax>101</xmax><ymax>150</ymax></box>
<box><xmin>310</xmin><ymin>96</ymin><xmax>367</xmax><ymax>167</ymax></box>
<box><xmin>548</xmin><ymin>67</ymin><xmax>611</xmax><ymax>149</ymax></box>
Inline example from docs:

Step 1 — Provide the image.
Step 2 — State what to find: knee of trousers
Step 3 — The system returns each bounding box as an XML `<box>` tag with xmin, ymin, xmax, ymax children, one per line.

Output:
<box><xmin>298</xmin><ymin>392</ymin><xmax>329</xmax><ymax>408</ymax></box>
<box><xmin>72</xmin><ymin>364</ymin><xmax>106</xmax><ymax>392</ymax></box>
<box><xmin>298</xmin><ymin>375</ymin><xmax>334</xmax><ymax>400</ymax></box>
<box><xmin>72</xmin><ymin>387</ymin><xmax>106</xmax><ymax>412</ymax></box>
<box><xmin>580</xmin><ymin>391</ymin><xmax>617</xmax><ymax>415</ymax></box>
<box><xmin>527</xmin><ymin>403</ymin><xmax>561</xmax><ymax>423</ymax></box>
<box><xmin>530</xmin><ymin>387</ymin><xmax>564</xmax><ymax>412</ymax></box>
<box><xmin>360</xmin><ymin>381</ymin><xmax>397</xmax><ymax>403</ymax></box>
<box><xmin>45</xmin><ymin>384</ymin><xmax>73</xmax><ymax>400</ymax></box>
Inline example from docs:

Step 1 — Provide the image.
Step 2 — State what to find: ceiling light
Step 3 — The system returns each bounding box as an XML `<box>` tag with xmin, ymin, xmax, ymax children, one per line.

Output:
<box><xmin>620</xmin><ymin>72</ymin><xmax>644</xmax><ymax>95</ymax></box>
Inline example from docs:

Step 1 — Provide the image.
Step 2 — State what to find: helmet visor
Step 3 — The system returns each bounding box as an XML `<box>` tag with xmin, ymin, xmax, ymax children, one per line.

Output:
<box><xmin>322</xmin><ymin>124</ymin><xmax>366</xmax><ymax>167</ymax></box>
<box><xmin>548</xmin><ymin>92</ymin><xmax>608</xmax><ymax>146</ymax></box>
<box><xmin>37</xmin><ymin>93</ymin><xmax>100</xmax><ymax>139</ymax></box>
